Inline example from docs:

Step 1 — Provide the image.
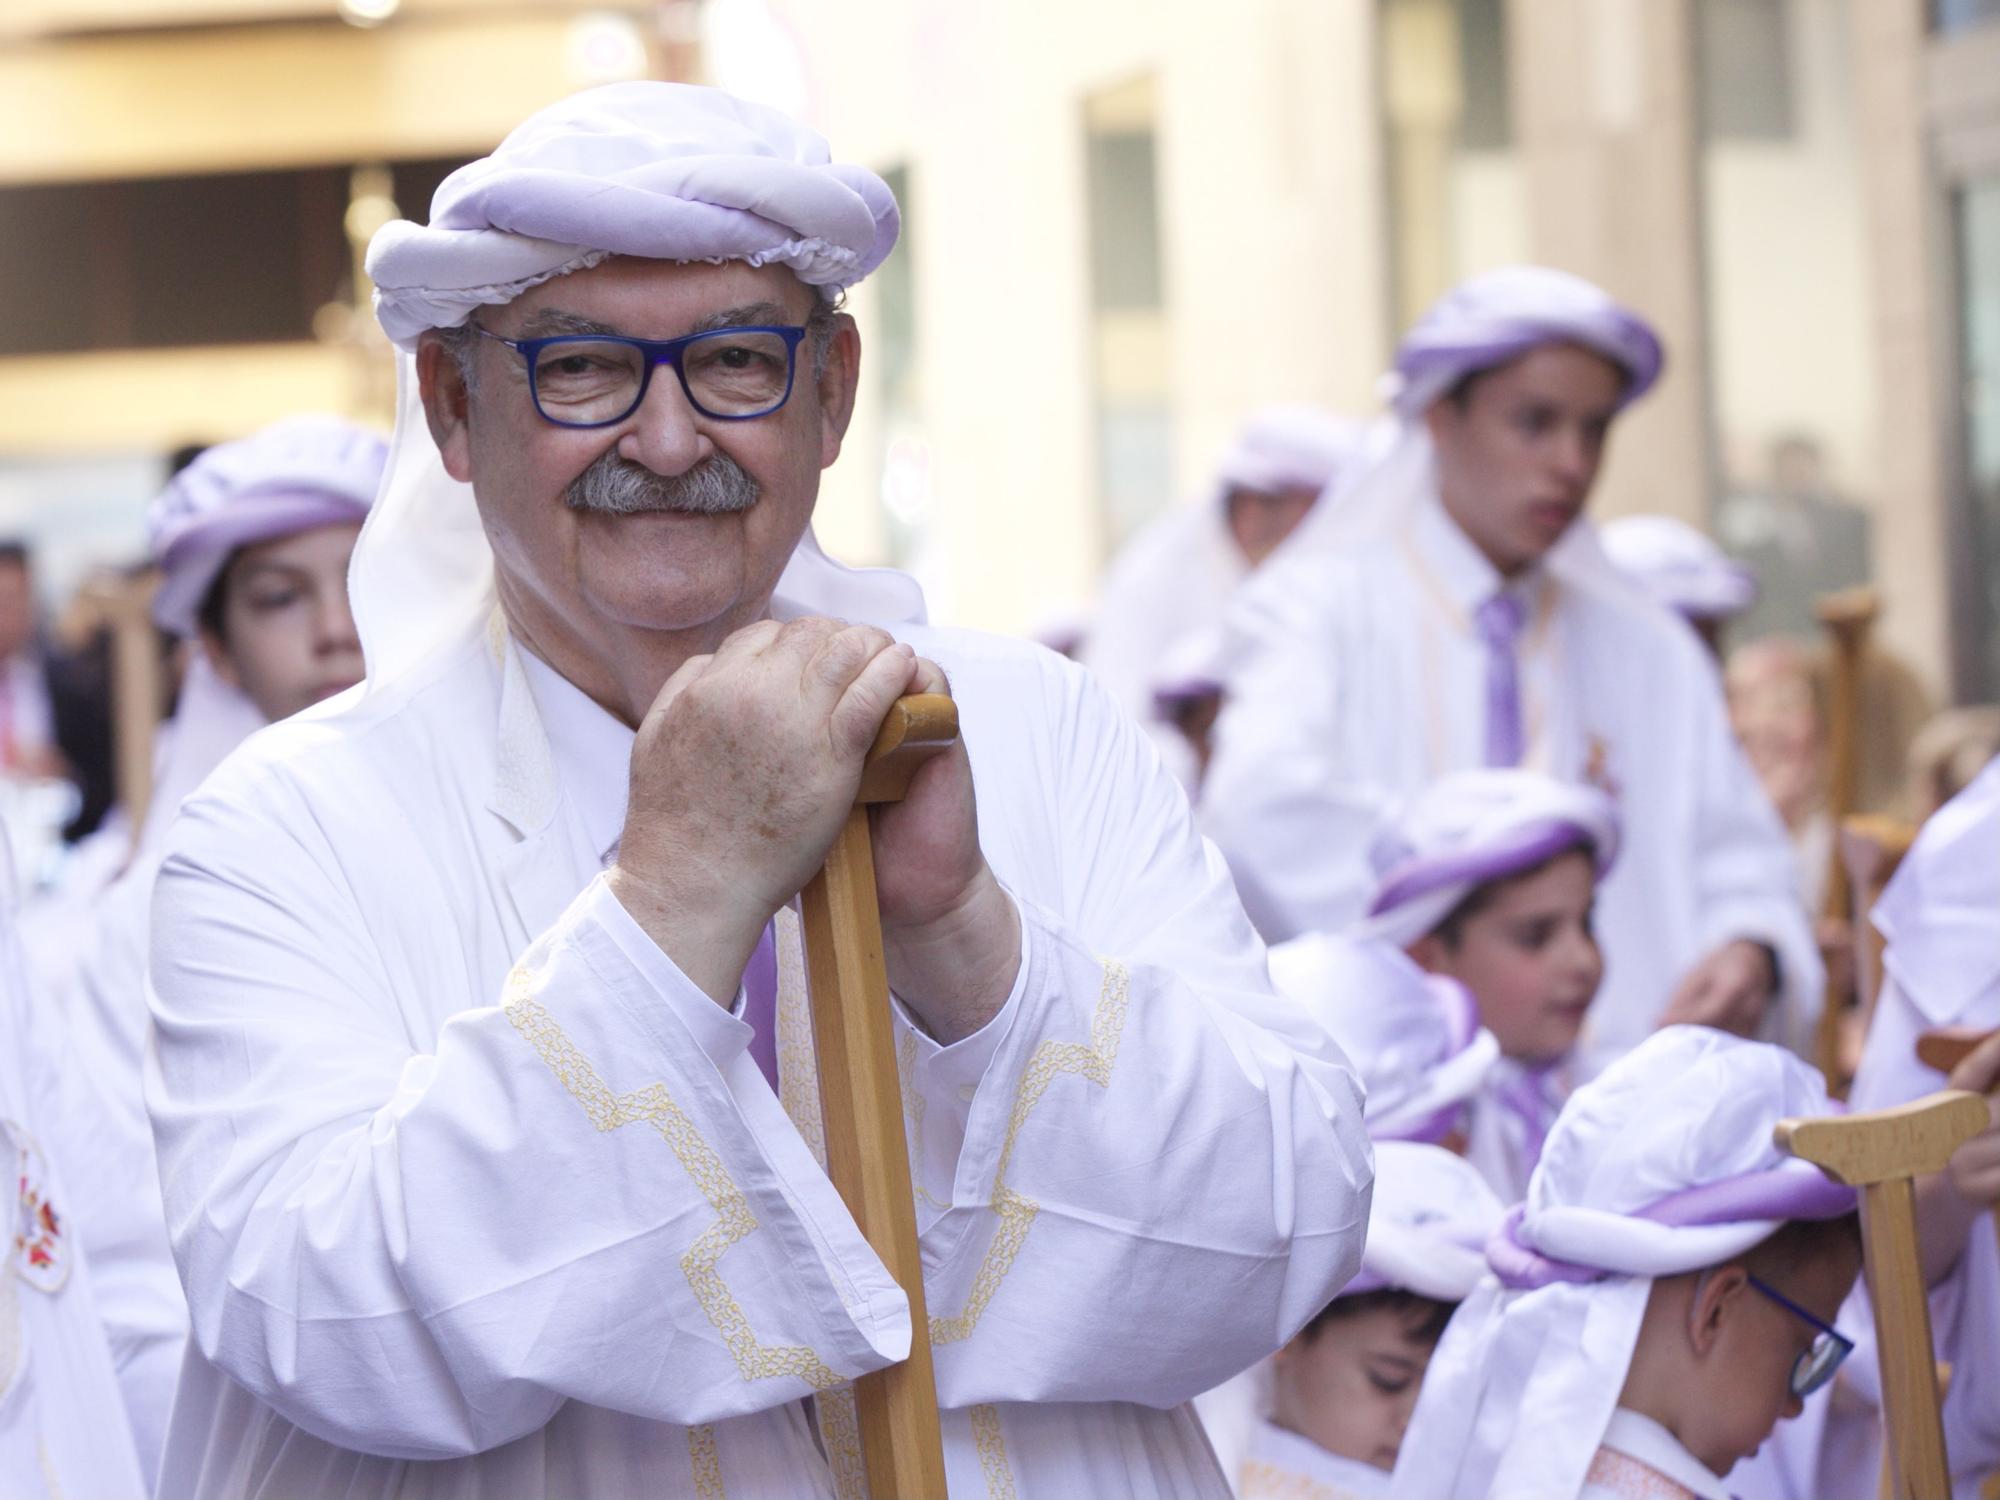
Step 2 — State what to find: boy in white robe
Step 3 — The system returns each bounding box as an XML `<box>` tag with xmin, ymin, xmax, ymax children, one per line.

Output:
<box><xmin>1599</xmin><ymin>513</ymin><xmax>1757</xmax><ymax>658</ymax></box>
<box><xmin>1243</xmin><ymin>1142</ymin><xmax>1503</xmax><ymax>1500</ymax></box>
<box><xmin>1359</xmin><ymin>769</ymin><xmax>1616</xmax><ymax>1199</ymax></box>
<box><xmin>27</xmin><ymin>417</ymin><xmax>381</xmax><ymax>1483</ymax></box>
<box><xmin>0</xmin><ymin>830</ymin><xmax>148</xmax><ymax>1498</ymax></box>
<box><xmin>1394</xmin><ymin>1026</ymin><xmax>1862</xmax><ymax>1500</ymax></box>
<box><xmin>1084</xmin><ymin>406</ymin><xmax>1360</xmax><ymax>787</ymax></box>
<box><xmin>144</xmin><ymin>83</ymin><xmax>1372</xmax><ymax>1500</ymax></box>
<box><xmin>1203</xmin><ymin>267</ymin><xmax>1817</xmax><ymax>1073</ymax></box>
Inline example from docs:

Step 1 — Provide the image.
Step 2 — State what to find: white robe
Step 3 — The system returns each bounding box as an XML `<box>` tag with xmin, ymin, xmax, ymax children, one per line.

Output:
<box><xmin>1240</xmin><ymin>1417</ymin><xmax>1388</xmax><ymax>1499</ymax></box>
<box><xmin>1203</xmin><ymin>491</ymin><xmax>1819</xmax><ymax>1072</ymax></box>
<box><xmin>0</xmin><ymin>837</ymin><xmax>149</xmax><ymax>1498</ymax></box>
<box><xmin>1082</xmin><ymin>499</ymin><xmax>1245</xmax><ymax>786</ymax></box>
<box><xmin>146</xmin><ymin>613</ymin><xmax>1373</xmax><ymax>1499</ymax></box>
<box><xmin>1762</xmin><ymin>760</ymin><xmax>2000</xmax><ymax>1500</ymax></box>
<box><xmin>21</xmin><ymin>661</ymin><xmax>266</xmax><ymax>1485</ymax></box>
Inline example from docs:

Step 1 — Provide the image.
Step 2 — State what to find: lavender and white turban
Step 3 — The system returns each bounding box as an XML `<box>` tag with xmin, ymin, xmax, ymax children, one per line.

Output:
<box><xmin>1263</xmin><ymin>266</ymin><xmax>1664</xmax><ymax>601</ymax></box>
<box><xmin>1600</xmin><ymin>514</ymin><xmax>1758</xmax><ymax>623</ymax></box>
<box><xmin>1346</xmin><ymin>1141</ymin><xmax>1505</xmax><ymax>1304</ymax></box>
<box><xmin>351</xmin><ymin>83</ymin><xmax>923</xmax><ymax>694</ymax></box>
<box><xmin>1361</xmin><ymin>770</ymin><xmax>1621</xmax><ymax>952</ymax></box>
<box><xmin>148</xmin><ymin>415</ymin><xmax>385</xmax><ymax>637</ymax></box>
<box><xmin>367</xmin><ymin>82</ymin><xmax>899</xmax><ymax>349</ymax></box>
<box><xmin>1395</xmin><ymin>1027</ymin><xmax>1853</xmax><ymax>1500</ymax></box>
<box><xmin>1385</xmin><ymin>264</ymin><xmax>1664</xmax><ymax>421</ymax></box>
<box><xmin>1211</xmin><ymin>405</ymin><xmax>1363</xmax><ymax>502</ymax></box>
<box><xmin>1268</xmin><ymin>932</ymin><xmax>1498</xmax><ymax>1143</ymax></box>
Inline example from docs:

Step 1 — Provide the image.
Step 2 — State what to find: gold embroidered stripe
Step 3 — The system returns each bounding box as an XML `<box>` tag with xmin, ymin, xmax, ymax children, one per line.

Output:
<box><xmin>969</xmin><ymin>1403</ymin><xmax>1018</xmax><ymax>1500</ymax></box>
<box><xmin>505</xmin><ymin>972</ymin><xmax>845</xmax><ymax>1390</ymax></box>
<box><xmin>930</xmin><ymin>960</ymin><xmax>1131</xmax><ymax>1345</ymax></box>
<box><xmin>686</xmin><ymin>1424</ymin><xmax>725</xmax><ymax>1500</ymax></box>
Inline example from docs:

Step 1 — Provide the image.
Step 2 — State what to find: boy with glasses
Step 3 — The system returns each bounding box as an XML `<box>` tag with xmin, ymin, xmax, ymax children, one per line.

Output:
<box><xmin>1394</xmin><ymin>1026</ymin><xmax>1861</xmax><ymax>1500</ymax></box>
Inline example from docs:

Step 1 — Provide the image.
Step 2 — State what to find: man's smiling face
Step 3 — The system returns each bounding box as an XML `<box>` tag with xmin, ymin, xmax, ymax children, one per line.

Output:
<box><xmin>418</xmin><ymin>255</ymin><xmax>859</xmax><ymax>704</ymax></box>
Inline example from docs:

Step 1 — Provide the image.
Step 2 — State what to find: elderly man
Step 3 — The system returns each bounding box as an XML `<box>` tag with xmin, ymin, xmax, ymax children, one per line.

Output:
<box><xmin>145</xmin><ymin>84</ymin><xmax>1370</xmax><ymax>1498</ymax></box>
<box><xmin>1203</xmin><ymin>267</ymin><xmax>1818</xmax><ymax>1073</ymax></box>
<box><xmin>1082</xmin><ymin>406</ymin><xmax>1360</xmax><ymax>785</ymax></box>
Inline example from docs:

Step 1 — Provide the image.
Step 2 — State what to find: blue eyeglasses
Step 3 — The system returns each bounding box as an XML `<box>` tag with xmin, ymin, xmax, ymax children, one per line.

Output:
<box><xmin>1748</xmin><ymin>1275</ymin><xmax>1854</xmax><ymax>1398</ymax></box>
<box><xmin>473</xmin><ymin>323</ymin><xmax>808</xmax><ymax>429</ymax></box>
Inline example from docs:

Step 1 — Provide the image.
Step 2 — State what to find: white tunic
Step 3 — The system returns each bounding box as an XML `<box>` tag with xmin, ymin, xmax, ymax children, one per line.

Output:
<box><xmin>1768</xmin><ymin>764</ymin><xmax>2000</xmax><ymax>1500</ymax></box>
<box><xmin>0</xmin><ymin>839</ymin><xmax>149</xmax><ymax>1498</ymax></box>
<box><xmin>1082</xmin><ymin>498</ymin><xmax>1244</xmax><ymax>786</ymax></box>
<box><xmin>146</xmin><ymin>614</ymin><xmax>1372</xmax><ymax>1499</ymax></box>
<box><xmin>1203</xmin><ymin>491</ymin><xmax>1819</xmax><ymax>1071</ymax></box>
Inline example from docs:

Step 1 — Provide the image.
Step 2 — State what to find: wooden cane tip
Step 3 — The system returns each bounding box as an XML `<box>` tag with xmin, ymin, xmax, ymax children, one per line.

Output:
<box><xmin>857</xmin><ymin>693</ymin><xmax>960</xmax><ymax>806</ymax></box>
<box><xmin>1814</xmin><ymin>584</ymin><xmax>1881</xmax><ymax>630</ymax></box>
<box><xmin>1776</xmin><ymin>1090</ymin><xmax>1989</xmax><ymax>1186</ymax></box>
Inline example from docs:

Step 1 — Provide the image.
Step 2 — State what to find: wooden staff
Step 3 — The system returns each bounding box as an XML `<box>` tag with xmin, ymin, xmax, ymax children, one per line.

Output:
<box><xmin>798</xmin><ymin>693</ymin><xmax>958</xmax><ymax>1499</ymax></box>
<box><xmin>1838</xmin><ymin>815</ymin><xmax>1918</xmax><ymax>1063</ymax></box>
<box><xmin>1776</xmin><ymin>1089</ymin><xmax>1989</xmax><ymax>1500</ymax></box>
<box><xmin>78</xmin><ymin>571</ymin><xmax>165</xmax><ymax>842</ymax></box>
<box><xmin>1814</xmin><ymin>586</ymin><xmax>1881</xmax><ymax>1084</ymax></box>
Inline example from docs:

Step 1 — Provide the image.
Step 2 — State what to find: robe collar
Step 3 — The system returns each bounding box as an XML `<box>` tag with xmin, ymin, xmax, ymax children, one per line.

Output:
<box><xmin>1412</xmin><ymin>487</ymin><xmax>1540</xmax><ymax>619</ymax></box>
<box><xmin>514</xmin><ymin>641</ymin><xmax>636</xmax><ymax>865</ymax></box>
<box><xmin>1593</xmin><ymin>1409</ymin><xmax>1730</xmax><ymax>1500</ymax></box>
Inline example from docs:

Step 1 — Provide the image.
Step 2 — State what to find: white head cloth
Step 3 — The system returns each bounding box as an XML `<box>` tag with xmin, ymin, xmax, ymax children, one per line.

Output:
<box><xmin>148</xmin><ymin>414</ymin><xmax>385</xmax><ymax>638</ymax></box>
<box><xmin>138</xmin><ymin>416</ymin><xmax>387</xmax><ymax>864</ymax></box>
<box><xmin>356</xmin><ymin>83</ymin><xmax>923</xmax><ymax>693</ymax></box>
<box><xmin>1393</xmin><ymin>1026</ymin><xmax>1853</xmax><ymax>1500</ymax></box>
<box><xmin>1349</xmin><ymin>1141</ymin><xmax>1505</xmax><ymax>1303</ymax></box>
<box><xmin>1874</xmin><ymin>757</ymin><xmax>2000</xmax><ymax>1027</ymax></box>
<box><xmin>1360</xmin><ymin>769</ymin><xmax>1620</xmax><ymax>951</ymax></box>
<box><xmin>1211</xmin><ymin>405</ymin><xmax>1364</xmax><ymax>504</ymax></box>
<box><xmin>1267</xmin><ymin>933</ymin><xmax>1498</xmax><ymax>1143</ymax></box>
<box><xmin>1600</xmin><ymin>514</ymin><xmax>1757</xmax><ymax>622</ymax></box>
<box><xmin>1271</xmin><ymin>266</ymin><xmax>1664</xmax><ymax>601</ymax></box>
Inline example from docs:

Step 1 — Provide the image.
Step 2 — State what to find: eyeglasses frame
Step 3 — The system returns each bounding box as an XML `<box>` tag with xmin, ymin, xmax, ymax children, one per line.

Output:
<box><xmin>1747</xmin><ymin>1273</ymin><xmax>1855</xmax><ymax>1398</ymax></box>
<box><xmin>470</xmin><ymin>322</ymin><xmax>809</xmax><ymax>429</ymax></box>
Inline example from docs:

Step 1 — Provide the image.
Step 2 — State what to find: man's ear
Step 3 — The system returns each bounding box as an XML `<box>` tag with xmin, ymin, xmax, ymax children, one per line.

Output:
<box><xmin>1687</xmin><ymin>1265</ymin><xmax>1746</xmax><ymax>1357</ymax></box>
<box><xmin>416</xmin><ymin>333</ymin><xmax>476</xmax><ymax>483</ymax></box>
<box><xmin>814</xmin><ymin>313</ymin><xmax>862</xmax><ymax>470</ymax></box>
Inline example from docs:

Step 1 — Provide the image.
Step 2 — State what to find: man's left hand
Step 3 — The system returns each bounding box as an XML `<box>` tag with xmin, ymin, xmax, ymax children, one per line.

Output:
<box><xmin>1657</xmin><ymin>939</ymin><xmax>1778</xmax><ymax>1037</ymax></box>
<box><xmin>872</xmin><ymin>656</ymin><xmax>1021</xmax><ymax>1045</ymax></box>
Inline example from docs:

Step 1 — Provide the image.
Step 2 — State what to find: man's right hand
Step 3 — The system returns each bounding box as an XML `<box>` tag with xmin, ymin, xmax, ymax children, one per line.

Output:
<box><xmin>608</xmin><ymin>616</ymin><xmax>919</xmax><ymax>1004</ymax></box>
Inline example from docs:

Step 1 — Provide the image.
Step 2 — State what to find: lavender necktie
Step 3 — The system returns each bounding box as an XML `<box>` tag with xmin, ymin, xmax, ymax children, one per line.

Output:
<box><xmin>1473</xmin><ymin>591</ymin><xmax>1527</xmax><ymax>768</ymax></box>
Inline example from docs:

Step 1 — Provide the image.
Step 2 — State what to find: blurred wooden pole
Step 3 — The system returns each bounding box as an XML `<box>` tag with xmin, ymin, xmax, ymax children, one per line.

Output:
<box><xmin>797</xmin><ymin>694</ymin><xmax>958</xmax><ymax>1499</ymax></box>
<box><xmin>80</xmin><ymin>572</ymin><xmax>163</xmax><ymax>843</ymax></box>
<box><xmin>1777</xmin><ymin>1090</ymin><xmax>1987</xmax><ymax>1500</ymax></box>
<box><xmin>1815</xmin><ymin>586</ymin><xmax>1881</xmax><ymax>1083</ymax></box>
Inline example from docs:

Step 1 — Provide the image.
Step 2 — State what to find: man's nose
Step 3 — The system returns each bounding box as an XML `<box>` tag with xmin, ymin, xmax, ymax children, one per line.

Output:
<box><xmin>619</xmin><ymin>361</ymin><xmax>712</xmax><ymax>478</ymax></box>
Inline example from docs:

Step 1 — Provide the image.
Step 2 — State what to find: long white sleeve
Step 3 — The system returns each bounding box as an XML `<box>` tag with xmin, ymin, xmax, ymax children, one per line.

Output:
<box><xmin>149</xmin><ymin>773</ymin><xmax>910</xmax><ymax>1460</ymax></box>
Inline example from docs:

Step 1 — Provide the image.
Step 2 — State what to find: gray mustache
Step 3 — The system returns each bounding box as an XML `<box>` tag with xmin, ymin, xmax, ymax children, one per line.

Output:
<box><xmin>563</xmin><ymin>451</ymin><xmax>761</xmax><ymax>516</ymax></box>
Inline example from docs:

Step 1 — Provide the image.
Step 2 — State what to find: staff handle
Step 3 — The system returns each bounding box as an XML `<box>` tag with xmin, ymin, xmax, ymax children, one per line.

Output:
<box><xmin>798</xmin><ymin>694</ymin><xmax>958</xmax><ymax>1498</ymax></box>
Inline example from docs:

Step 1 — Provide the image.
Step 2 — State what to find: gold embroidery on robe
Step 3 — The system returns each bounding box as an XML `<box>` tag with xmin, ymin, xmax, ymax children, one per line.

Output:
<box><xmin>930</xmin><ymin>960</ymin><xmax>1131</xmax><ymax>1344</ymax></box>
<box><xmin>504</xmin><ymin>970</ymin><xmax>844</xmax><ymax>1390</ymax></box>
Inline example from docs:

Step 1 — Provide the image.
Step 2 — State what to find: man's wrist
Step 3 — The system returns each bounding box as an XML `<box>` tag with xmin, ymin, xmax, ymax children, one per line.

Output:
<box><xmin>884</xmin><ymin>870</ymin><xmax>1022</xmax><ymax>1045</ymax></box>
<box><xmin>607</xmin><ymin>864</ymin><xmax>766</xmax><ymax>1007</ymax></box>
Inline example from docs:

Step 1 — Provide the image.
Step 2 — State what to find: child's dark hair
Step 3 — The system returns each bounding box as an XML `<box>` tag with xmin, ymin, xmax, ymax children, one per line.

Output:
<box><xmin>1299</xmin><ymin>1288</ymin><xmax>1456</xmax><ymax>1347</ymax></box>
<box><xmin>1430</xmin><ymin>840</ymin><xmax>1598</xmax><ymax>949</ymax></box>
<box><xmin>1740</xmin><ymin>1212</ymin><xmax>1862</xmax><ymax>1279</ymax></box>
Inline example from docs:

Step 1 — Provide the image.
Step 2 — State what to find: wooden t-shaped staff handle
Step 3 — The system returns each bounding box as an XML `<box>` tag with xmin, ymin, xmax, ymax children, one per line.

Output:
<box><xmin>798</xmin><ymin>694</ymin><xmax>959</xmax><ymax>1499</ymax></box>
<box><xmin>1776</xmin><ymin>1090</ymin><xmax>1989</xmax><ymax>1500</ymax></box>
